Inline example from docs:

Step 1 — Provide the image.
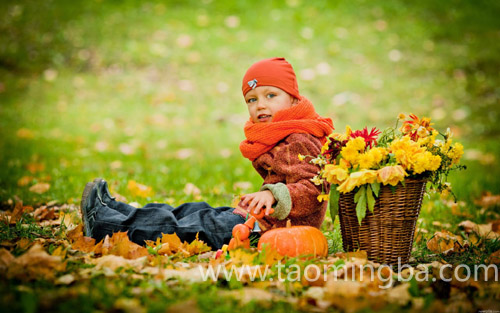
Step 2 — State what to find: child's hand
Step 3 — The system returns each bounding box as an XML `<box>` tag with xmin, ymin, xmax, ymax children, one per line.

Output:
<box><xmin>239</xmin><ymin>190</ymin><xmax>276</xmax><ymax>216</ymax></box>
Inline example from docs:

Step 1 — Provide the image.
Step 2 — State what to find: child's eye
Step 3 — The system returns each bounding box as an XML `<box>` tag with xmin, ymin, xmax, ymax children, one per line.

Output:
<box><xmin>246</xmin><ymin>98</ymin><xmax>256</xmax><ymax>104</ymax></box>
<box><xmin>267</xmin><ymin>93</ymin><xmax>276</xmax><ymax>99</ymax></box>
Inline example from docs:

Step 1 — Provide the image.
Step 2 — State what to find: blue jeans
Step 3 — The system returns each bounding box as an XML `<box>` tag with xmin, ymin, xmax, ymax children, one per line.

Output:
<box><xmin>92</xmin><ymin>200</ymin><xmax>245</xmax><ymax>250</ymax></box>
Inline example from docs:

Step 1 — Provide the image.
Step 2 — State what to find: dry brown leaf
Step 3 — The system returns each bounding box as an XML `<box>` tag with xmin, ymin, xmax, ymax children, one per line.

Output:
<box><xmin>0</xmin><ymin>248</ymin><xmax>15</xmax><ymax>273</ymax></box>
<box><xmin>487</xmin><ymin>250</ymin><xmax>500</xmax><ymax>264</ymax></box>
<box><xmin>29</xmin><ymin>182</ymin><xmax>50</xmax><ymax>194</ymax></box>
<box><xmin>426</xmin><ymin>230</ymin><xmax>465</xmax><ymax>254</ymax></box>
<box><xmin>33</xmin><ymin>207</ymin><xmax>56</xmax><ymax>221</ymax></box>
<box><xmin>474</xmin><ymin>192</ymin><xmax>500</xmax><ymax>208</ymax></box>
<box><xmin>7</xmin><ymin>244</ymin><xmax>65</xmax><ymax>281</ymax></box>
<box><xmin>9</xmin><ymin>202</ymin><xmax>34</xmax><ymax>224</ymax></box>
<box><xmin>16</xmin><ymin>238</ymin><xmax>33</xmax><ymax>250</ymax></box>
<box><xmin>92</xmin><ymin>255</ymin><xmax>147</xmax><ymax>272</ymax></box>
<box><xmin>458</xmin><ymin>220</ymin><xmax>500</xmax><ymax>239</ymax></box>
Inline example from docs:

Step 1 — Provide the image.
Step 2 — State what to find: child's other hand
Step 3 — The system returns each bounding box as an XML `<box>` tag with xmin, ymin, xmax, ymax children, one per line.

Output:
<box><xmin>239</xmin><ymin>190</ymin><xmax>276</xmax><ymax>216</ymax></box>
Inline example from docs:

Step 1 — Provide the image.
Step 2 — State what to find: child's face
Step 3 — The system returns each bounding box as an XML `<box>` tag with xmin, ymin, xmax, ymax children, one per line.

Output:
<box><xmin>244</xmin><ymin>86</ymin><xmax>297</xmax><ymax>123</ymax></box>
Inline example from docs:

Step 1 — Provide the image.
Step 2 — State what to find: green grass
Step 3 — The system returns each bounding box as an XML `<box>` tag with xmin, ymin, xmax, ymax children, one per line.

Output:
<box><xmin>1</xmin><ymin>0</ymin><xmax>500</xmax><ymax>311</ymax></box>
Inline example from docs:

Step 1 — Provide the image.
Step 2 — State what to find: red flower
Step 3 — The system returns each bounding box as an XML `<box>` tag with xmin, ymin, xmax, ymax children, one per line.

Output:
<box><xmin>350</xmin><ymin>127</ymin><xmax>381</xmax><ymax>149</ymax></box>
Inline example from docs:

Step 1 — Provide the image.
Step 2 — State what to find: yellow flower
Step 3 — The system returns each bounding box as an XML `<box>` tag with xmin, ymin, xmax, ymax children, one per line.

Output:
<box><xmin>345</xmin><ymin>125</ymin><xmax>352</xmax><ymax>137</ymax></box>
<box><xmin>377</xmin><ymin>165</ymin><xmax>407</xmax><ymax>186</ymax></box>
<box><xmin>311</xmin><ymin>157</ymin><xmax>327</xmax><ymax>165</ymax></box>
<box><xmin>321</xmin><ymin>139</ymin><xmax>330</xmax><ymax>154</ymax></box>
<box><xmin>390</xmin><ymin>136</ymin><xmax>425</xmax><ymax>171</ymax></box>
<box><xmin>337</xmin><ymin>170</ymin><xmax>377</xmax><ymax>193</ymax></box>
<box><xmin>323</xmin><ymin>164</ymin><xmax>348</xmax><ymax>184</ymax></box>
<box><xmin>349</xmin><ymin>137</ymin><xmax>366</xmax><ymax>151</ymax></box>
<box><xmin>417</xmin><ymin>130</ymin><xmax>438</xmax><ymax>148</ymax></box>
<box><xmin>366</xmin><ymin>147</ymin><xmax>388</xmax><ymax>166</ymax></box>
<box><xmin>448</xmin><ymin>142</ymin><xmax>464</xmax><ymax>165</ymax></box>
<box><xmin>357</xmin><ymin>153</ymin><xmax>375</xmax><ymax>169</ymax></box>
<box><xmin>413</xmin><ymin>152</ymin><xmax>441</xmax><ymax>174</ymax></box>
<box><xmin>340</xmin><ymin>146</ymin><xmax>359</xmax><ymax>165</ymax></box>
<box><xmin>298</xmin><ymin>154</ymin><xmax>305</xmax><ymax>161</ymax></box>
<box><xmin>398</xmin><ymin>113</ymin><xmax>406</xmax><ymax>120</ymax></box>
<box><xmin>317</xmin><ymin>194</ymin><xmax>330</xmax><ymax>202</ymax></box>
<box><xmin>310</xmin><ymin>175</ymin><xmax>324</xmax><ymax>186</ymax></box>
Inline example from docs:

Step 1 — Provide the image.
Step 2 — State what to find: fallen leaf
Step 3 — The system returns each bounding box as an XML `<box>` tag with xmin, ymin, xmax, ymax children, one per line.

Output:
<box><xmin>72</xmin><ymin>236</ymin><xmax>96</xmax><ymax>253</ymax></box>
<box><xmin>127</xmin><ymin>180</ymin><xmax>154</xmax><ymax>198</ymax></box>
<box><xmin>458</xmin><ymin>220</ymin><xmax>500</xmax><ymax>239</ymax></box>
<box><xmin>0</xmin><ymin>248</ymin><xmax>15</xmax><ymax>273</ymax></box>
<box><xmin>9</xmin><ymin>202</ymin><xmax>34</xmax><ymax>224</ymax></box>
<box><xmin>229</xmin><ymin>249</ymin><xmax>258</xmax><ymax>266</ymax></box>
<box><xmin>17</xmin><ymin>128</ymin><xmax>35</xmax><ymax>139</ymax></box>
<box><xmin>17</xmin><ymin>176</ymin><xmax>35</xmax><ymax>187</ymax></box>
<box><xmin>92</xmin><ymin>255</ymin><xmax>147</xmax><ymax>271</ymax></box>
<box><xmin>426</xmin><ymin>230</ymin><xmax>465</xmax><ymax>254</ymax></box>
<box><xmin>474</xmin><ymin>192</ymin><xmax>500</xmax><ymax>208</ymax></box>
<box><xmin>93</xmin><ymin>232</ymin><xmax>148</xmax><ymax>259</ymax></box>
<box><xmin>33</xmin><ymin>207</ymin><xmax>56</xmax><ymax>221</ymax></box>
<box><xmin>7</xmin><ymin>244</ymin><xmax>65</xmax><ymax>281</ymax></box>
<box><xmin>29</xmin><ymin>182</ymin><xmax>50</xmax><ymax>194</ymax></box>
<box><xmin>16</xmin><ymin>238</ymin><xmax>33</xmax><ymax>250</ymax></box>
<box><xmin>184</xmin><ymin>183</ymin><xmax>201</xmax><ymax>199</ymax></box>
<box><xmin>487</xmin><ymin>250</ymin><xmax>500</xmax><ymax>264</ymax></box>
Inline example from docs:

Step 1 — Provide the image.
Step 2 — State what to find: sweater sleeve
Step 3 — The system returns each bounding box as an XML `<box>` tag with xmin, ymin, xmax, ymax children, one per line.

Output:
<box><xmin>262</xmin><ymin>133</ymin><xmax>327</xmax><ymax>219</ymax></box>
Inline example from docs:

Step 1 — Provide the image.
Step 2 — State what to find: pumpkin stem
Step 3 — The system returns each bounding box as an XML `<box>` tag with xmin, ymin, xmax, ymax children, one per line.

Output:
<box><xmin>286</xmin><ymin>220</ymin><xmax>292</xmax><ymax>228</ymax></box>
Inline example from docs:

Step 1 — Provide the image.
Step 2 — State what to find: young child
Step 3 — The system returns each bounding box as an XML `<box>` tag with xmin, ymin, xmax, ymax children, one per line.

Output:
<box><xmin>80</xmin><ymin>57</ymin><xmax>334</xmax><ymax>250</ymax></box>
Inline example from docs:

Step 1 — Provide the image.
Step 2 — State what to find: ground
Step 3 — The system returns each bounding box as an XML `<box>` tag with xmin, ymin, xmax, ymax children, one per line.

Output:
<box><xmin>1</xmin><ymin>0</ymin><xmax>500</xmax><ymax>312</ymax></box>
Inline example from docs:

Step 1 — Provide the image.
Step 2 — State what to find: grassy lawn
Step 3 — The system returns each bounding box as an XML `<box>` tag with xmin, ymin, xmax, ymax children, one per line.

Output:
<box><xmin>1</xmin><ymin>0</ymin><xmax>499</xmax><ymax>312</ymax></box>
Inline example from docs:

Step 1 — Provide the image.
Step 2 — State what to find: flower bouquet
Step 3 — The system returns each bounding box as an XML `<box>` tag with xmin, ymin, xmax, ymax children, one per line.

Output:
<box><xmin>301</xmin><ymin>113</ymin><xmax>465</xmax><ymax>264</ymax></box>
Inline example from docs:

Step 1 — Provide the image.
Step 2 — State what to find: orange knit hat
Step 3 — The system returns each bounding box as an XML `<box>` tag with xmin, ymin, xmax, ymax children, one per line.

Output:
<box><xmin>242</xmin><ymin>57</ymin><xmax>300</xmax><ymax>99</ymax></box>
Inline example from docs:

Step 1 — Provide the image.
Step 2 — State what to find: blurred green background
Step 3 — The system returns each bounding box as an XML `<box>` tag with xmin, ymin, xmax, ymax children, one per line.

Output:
<box><xmin>1</xmin><ymin>0</ymin><xmax>499</xmax><ymax>209</ymax></box>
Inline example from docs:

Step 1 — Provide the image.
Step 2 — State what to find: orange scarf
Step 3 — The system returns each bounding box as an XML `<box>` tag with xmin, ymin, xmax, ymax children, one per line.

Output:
<box><xmin>240</xmin><ymin>97</ymin><xmax>334</xmax><ymax>161</ymax></box>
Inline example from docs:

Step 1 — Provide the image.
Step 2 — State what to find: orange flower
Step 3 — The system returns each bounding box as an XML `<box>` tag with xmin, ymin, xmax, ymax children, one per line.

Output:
<box><xmin>377</xmin><ymin>165</ymin><xmax>407</xmax><ymax>186</ymax></box>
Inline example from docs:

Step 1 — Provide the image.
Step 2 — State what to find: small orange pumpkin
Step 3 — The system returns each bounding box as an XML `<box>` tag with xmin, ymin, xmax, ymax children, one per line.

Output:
<box><xmin>257</xmin><ymin>221</ymin><xmax>328</xmax><ymax>258</ymax></box>
<box><xmin>232</xmin><ymin>224</ymin><xmax>250</xmax><ymax>240</ymax></box>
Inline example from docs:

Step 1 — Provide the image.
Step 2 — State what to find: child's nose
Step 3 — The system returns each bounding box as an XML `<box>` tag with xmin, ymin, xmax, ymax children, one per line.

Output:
<box><xmin>256</xmin><ymin>99</ymin><xmax>267</xmax><ymax>109</ymax></box>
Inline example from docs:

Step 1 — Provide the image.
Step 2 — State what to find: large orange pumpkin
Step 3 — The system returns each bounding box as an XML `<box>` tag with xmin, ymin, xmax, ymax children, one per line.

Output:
<box><xmin>257</xmin><ymin>222</ymin><xmax>328</xmax><ymax>258</ymax></box>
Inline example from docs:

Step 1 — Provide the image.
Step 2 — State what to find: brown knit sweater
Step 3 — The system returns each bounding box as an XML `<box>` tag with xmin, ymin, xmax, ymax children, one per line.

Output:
<box><xmin>252</xmin><ymin>132</ymin><xmax>330</xmax><ymax>230</ymax></box>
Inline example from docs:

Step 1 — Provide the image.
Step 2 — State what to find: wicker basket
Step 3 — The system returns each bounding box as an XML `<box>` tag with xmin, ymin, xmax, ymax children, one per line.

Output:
<box><xmin>338</xmin><ymin>179</ymin><xmax>426</xmax><ymax>265</ymax></box>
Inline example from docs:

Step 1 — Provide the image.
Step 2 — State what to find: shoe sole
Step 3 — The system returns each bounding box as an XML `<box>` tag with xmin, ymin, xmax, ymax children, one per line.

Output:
<box><xmin>80</xmin><ymin>178</ymin><xmax>104</xmax><ymax>236</ymax></box>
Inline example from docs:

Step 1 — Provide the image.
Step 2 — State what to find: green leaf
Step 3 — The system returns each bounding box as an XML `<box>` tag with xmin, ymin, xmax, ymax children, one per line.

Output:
<box><xmin>366</xmin><ymin>184</ymin><xmax>376</xmax><ymax>213</ymax></box>
<box><xmin>370</xmin><ymin>182</ymin><xmax>380</xmax><ymax>197</ymax></box>
<box><xmin>355</xmin><ymin>188</ymin><xmax>367</xmax><ymax>225</ymax></box>
<box><xmin>329</xmin><ymin>188</ymin><xmax>340</xmax><ymax>221</ymax></box>
<box><xmin>354</xmin><ymin>185</ymin><xmax>365</xmax><ymax>203</ymax></box>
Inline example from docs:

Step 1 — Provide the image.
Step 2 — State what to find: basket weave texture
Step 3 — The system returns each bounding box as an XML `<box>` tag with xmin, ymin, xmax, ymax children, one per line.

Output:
<box><xmin>338</xmin><ymin>179</ymin><xmax>426</xmax><ymax>265</ymax></box>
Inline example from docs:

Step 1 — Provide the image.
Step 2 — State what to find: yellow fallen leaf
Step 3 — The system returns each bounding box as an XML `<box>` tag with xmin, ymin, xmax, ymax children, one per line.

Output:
<box><xmin>26</xmin><ymin>162</ymin><xmax>45</xmax><ymax>174</ymax></box>
<box><xmin>229</xmin><ymin>249</ymin><xmax>258</xmax><ymax>266</ymax></box>
<box><xmin>29</xmin><ymin>182</ymin><xmax>50</xmax><ymax>194</ymax></box>
<box><xmin>17</xmin><ymin>176</ymin><xmax>35</xmax><ymax>187</ymax></box>
<box><xmin>127</xmin><ymin>180</ymin><xmax>154</xmax><ymax>198</ymax></box>
<box><xmin>16</xmin><ymin>128</ymin><xmax>35</xmax><ymax>139</ymax></box>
